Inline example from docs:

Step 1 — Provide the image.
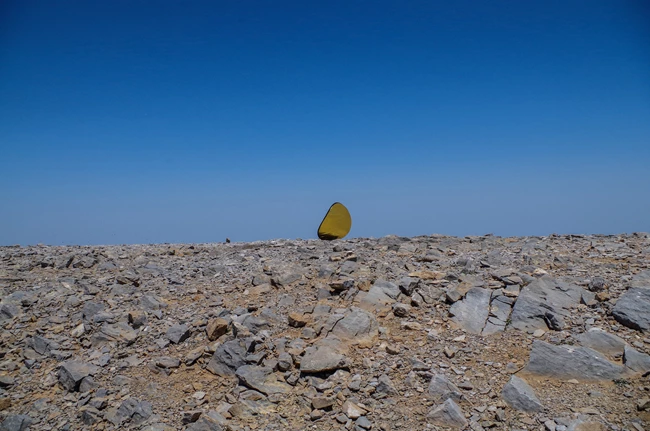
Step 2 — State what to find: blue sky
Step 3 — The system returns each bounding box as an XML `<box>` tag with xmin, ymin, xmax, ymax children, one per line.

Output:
<box><xmin>1</xmin><ymin>1</ymin><xmax>649</xmax><ymax>245</ymax></box>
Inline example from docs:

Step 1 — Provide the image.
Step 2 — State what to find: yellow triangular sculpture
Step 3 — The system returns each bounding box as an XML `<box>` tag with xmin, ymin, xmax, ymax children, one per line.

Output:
<box><xmin>318</xmin><ymin>202</ymin><xmax>352</xmax><ymax>240</ymax></box>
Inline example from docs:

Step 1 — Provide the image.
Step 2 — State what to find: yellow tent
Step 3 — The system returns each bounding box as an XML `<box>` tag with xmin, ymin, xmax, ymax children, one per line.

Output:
<box><xmin>318</xmin><ymin>202</ymin><xmax>352</xmax><ymax>240</ymax></box>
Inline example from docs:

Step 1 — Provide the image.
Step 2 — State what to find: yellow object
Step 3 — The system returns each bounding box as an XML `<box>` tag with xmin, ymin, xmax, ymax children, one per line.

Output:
<box><xmin>318</xmin><ymin>202</ymin><xmax>352</xmax><ymax>240</ymax></box>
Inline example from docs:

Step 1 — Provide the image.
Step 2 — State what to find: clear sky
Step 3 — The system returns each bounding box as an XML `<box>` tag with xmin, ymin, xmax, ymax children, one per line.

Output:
<box><xmin>1</xmin><ymin>1</ymin><xmax>649</xmax><ymax>245</ymax></box>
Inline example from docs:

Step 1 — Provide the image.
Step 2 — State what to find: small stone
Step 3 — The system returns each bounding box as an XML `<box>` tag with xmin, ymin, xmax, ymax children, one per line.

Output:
<box><xmin>596</xmin><ymin>291</ymin><xmax>610</xmax><ymax>302</ymax></box>
<box><xmin>80</xmin><ymin>406</ymin><xmax>102</xmax><ymax>425</ymax></box>
<box><xmin>277</xmin><ymin>352</ymin><xmax>293</xmax><ymax>371</ymax></box>
<box><xmin>501</xmin><ymin>375</ymin><xmax>543</xmax><ymax>412</ymax></box>
<box><xmin>0</xmin><ymin>397</ymin><xmax>11</xmax><ymax>411</ymax></box>
<box><xmin>58</xmin><ymin>361</ymin><xmax>100</xmax><ymax>392</ymax></box>
<box><xmin>155</xmin><ymin>356</ymin><xmax>181</xmax><ymax>369</ymax></box>
<box><xmin>70</xmin><ymin>323</ymin><xmax>85</xmax><ymax>338</ymax></box>
<box><xmin>638</xmin><ymin>397</ymin><xmax>650</xmax><ymax>411</ymax></box>
<box><xmin>356</xmin><ymin>416</ymin><xmax>372</xmax><ymax>429</ymax></box>
<box><xmin>166</xmin><ymin>324</ymin><xmax>190</xmax><ymax>344</ymax></box>
<box><xmin>0</xmin><ymin>375</ymin><xmax>15</xmax><ymax>388</ymax></box>
<box><xmin>588</xmin><ymin>277</ymin><xmax>606</xmax><ymax>292</ymax></box>
<box><xmin>392</xmin><ymin>303</ymin><xmax>411</xmax><ymax>317</ymax></box>
<box><xmin>182</xmin><ymin>411</ymin><xmax>202</xmax><ymax>424</ymax></box>
<box><xmin>532</xmin><ymin>329</ymin><xmax>545</xmax><ymax>338</ymax></box>
<box><xmin>300</xmin><ymin>346</ymin><xmax>347</xmax><ymax>373</ymax></box>
<box><xmin>0</xmin><ymin>414</ymin><xmax>33</xmax><ymax>431</ymax></box>
<box><xmin>206</xmin><ymin>318</ymin><xmax>228</xmax><ymax>341</ymax></box>
<box><xmin>444</xmin><ymin>346</ymin><xmax>456</xmax><ymax>358</ymax></box>
<box><xmin>312</xmin><ymin>396</ymin><xmax>335</xmax><ymax>410</ymax></box>
<box><xmin>427</xmin><ymin>398</ymin><xmax>468</xmax><ymax>428</ymax></box>
<box><xmin>128</xmin><ymin>310</ymin><xmax>147</xmax><ymax>329</ymax></box>
<box><xmin>310</xmin><ymin>409</ymin><xmax>324</xmax><ymax>420</ymax></box>
<box><xmin>288</xmin><ymin>312</ymin><xmax>310</xmax><ymax>328</ymax></box>
<box><xmin>544</xmin><ymin>420</ymin><xmax>557</xmax><ymax>431</ymax></box>
<box><xmin>386</xmin><ymin>344</ymin><xmax>400</xmax><ymax>355</ymax></box>
<box><xmin>341</xmin><ymin>400</ymin><xmax>365</xmax><ymax>419</ymax></box>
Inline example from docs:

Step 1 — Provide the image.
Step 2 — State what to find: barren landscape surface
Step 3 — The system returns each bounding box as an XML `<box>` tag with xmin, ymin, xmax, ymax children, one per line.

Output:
<box><xmin>1</xmin><ymin>233</ymin><xmax>650</xmax><ymax>431</ymax></box>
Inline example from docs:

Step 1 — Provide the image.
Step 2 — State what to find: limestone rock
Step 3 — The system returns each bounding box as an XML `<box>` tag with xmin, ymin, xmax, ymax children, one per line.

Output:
<box><xmin>427</xmin><ymin>399</ymin><xmax>468</xmax><ymax>428</ymax></box>
<box><xmin>448</xmin><ymin>287</ymin><xmax>491</xmax><ymax>334</ymax></box>
<box><xmin>612</xmin><ymin>287</ymin><xmax>650</xmax><ymax>331</ymax></box>
<box><xmin>501</xmin><ymin>375</ymin><xmax>543</xmax><ymax>412</ymax></box>
<box><xmin>524</xmin><ymin>340</ymin><xmax>628</xmax><ymax>381</ymax></box>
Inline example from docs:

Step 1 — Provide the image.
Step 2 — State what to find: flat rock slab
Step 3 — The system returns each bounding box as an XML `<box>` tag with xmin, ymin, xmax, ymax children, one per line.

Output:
<box><xmin>101</xmin><ymin>322</ymin><xmax>138</xmax><ymax>344</ymax></box>
<box><xmin>448</xmin><ymin>287</ymin><xmax>491</xmax><ymax>334</ymax></box>
<box><xmin>427</xmin><ymin>398</ymin><xmax>468</xmax><ymax>428</ymax></box>
<box><xmin>501</xmin><ymin>375</ymin><xmax>543</xmax><ymax>412</ymax></box>
<box><xmin>357</xmin><ymin>280</ymin><xmax>398</xmax><ymax>311</ymax></box>
<box><xmin>166</xmin><ymin>324</ymin><xmax>191</xmax><ymax>344</ymax></box>
<box><xmin>59</xmin><ymin>361</ymin><xmax>101</xmax><ymax>391</ymax></box>
<box><xmin>576</xmin><ymin>328</ymin><xmax>626</xmax><ymax>358</ymax></box>
<box><xmin>328</xmin><ymin>307</ymin><xmax>378</xmax><ymax>345</ymax></box>
<box><xmin>235</xmin><ymin>365</ymin><xmax>291</xmax><ymax>395</ymax></box>
<box><xmin>623</xmin><ymin>345</ymin><xmax>650</xmax><ymax>374</ymax></box>
<box><xmin>630</xmin><ymin>270</ymin><xmax>650</xmax><ymax>288</ymax></box>
<box><xmin>510</xmin><ymin>277</ymin><xmax>584</xmax><ymax>332</ymax></box>
<box><xmin>0</xmin><ymin>414</ymin><xmax>33</xmax><ymax>431</ymax></box>
<box><xmin>524</xmin><ymin>340</ymin><xmax>628</xmax><ymax>382</ymax></box>
<box><xmin>428</xmin><ymin>374</ymin><xmax>462</xmax><ymax>402</ymax></box>
<box><xmin>612</xmin><ymin>287</ymin><xmax>650</xmax><ymax>331</ymax></box>
<box><xmin>300</xmin><ymin>346</ymin><xmax>347</xmax><ymax>373</ymax></box>
<box><xmin>206</xmin><ymin>339</ymin><xmax>247</xmax><ymax>376</ymax></box>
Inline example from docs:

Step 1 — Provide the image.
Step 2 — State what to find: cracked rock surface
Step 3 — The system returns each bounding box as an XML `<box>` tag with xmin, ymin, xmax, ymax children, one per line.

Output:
<box><xmin>1</xmin><ymin>232</ymin><xmax>650</xmax><ymax>430</ymax></box>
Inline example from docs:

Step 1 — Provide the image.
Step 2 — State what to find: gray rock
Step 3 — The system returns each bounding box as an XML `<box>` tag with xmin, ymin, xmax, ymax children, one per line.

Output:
<box><xmin>428</xmin><ymin>374</ymin><xmax>462</xmax><ymax>402</ymax></box>
<box><xmin>0</xmin><ymin>415</ymin><xmax>33</xmax><ymax>431</ymax></box>
<box><xmin>58</xmin><ymin>361</ymin><xmax>100</xmax><ymax>391</ymax></box>
<box><xmin>623</xmin><ymin>345</ymin><xmax>650</xmax><ymax>374</ymax></box>
<box><xmin>356</xmin><ymin>416</ymin><xmax>372</xmax><ymax>429</ymax></box>
<box><xmin>630</xmin><ymin>270</ymin><xmax>650</xmax><ymax>288</ymax></box>
<box><xmin>82</xmin><ymin>301</ymin><xmax>105</xmax><ymax>321</ymax></box>
<box><xmin>276</xmin><ymin>352</ymin><xmax>293</xmax><ymax>371</ymax></box>
<box><xmin>186</xmin><ymin>417</ymin><xmax>224</xmax><ymax>431</ymax></box>
<box><xmin>358</xmin><ymin>284</ymin><xmax>397</xmax><ymax>310</ymax></box>
<box><xmin>501</xmin><ymin>375</ymin><xmax>543</xmax><ymax>412</ymax></box>
<box><xmin>0</xmin><ymin>376</ymin><xmax>14</xmax><ymax>388</ymax></box>
<box><xmin>206</xmin><ymin>339</ymin><xmax>247</xmax><ymax>376</ymax></box>
<box><xmin>588</xmin><ymin>277</ymin><xmax>606</xmax><ymax>292</ymax></box>
<box><xmin>399</xmin><ymin>277</ymin><xmax>419</xmax><ymax>296</ymax></box>
<box><xmin>166</xmin><ymin>324</ymin><xmax>190</xmax><ymax>344</ymax></box>
<box><xmin>239</xmin><ymin>314</ymin><xmax>270</xmax><ymax>334</ymax></box>
<box><xmin>115</xmin><ymin>398</ymin><xmax>152</xmax><ymax>425</ymax></box>
<box><xmin>612</xmin><ymin>287</ymin><xmax>650</xmax><ymax>331</ymax></box>
<box><xmin>0</xmin><ymin>303</ymin><xmax>20</xmax><ymax>321</ymax></box>
<box><xmin>524</xmin><ymin>340</ymin><xmax>628</xmax><ymax>381</ymax></box>
<box><xmin>300</xmin><ymin>346</ymin><xmax>347</xmax><ymax>373</ymax></box>
<box><xmin>427</xmin><ymin>398</ymin><xmax>468</xmax><ymax>428</ymax></box>
<box><xmin>80</xmin><ymin>406</ymin><xmax>102</xmax><ymax>425</ymax></box>
<box><xmin>328</xmin><ymin>307</ymin><xmax>378</xmax><ymax>345</ymax></box>
<box><xmin>510</xmin><ymin>277</ymin><xmax>584</xmax><ymax>332</ymax></box>
<box><xmin>155</xmin><ymin>356</ymin><xmax>181</xmax><ymax>369</ymax></box>
<box><xmin>376</xmin><ymin>374</ymin><xmax>398</xmax><ymax>395</ymax></box>
<box><xmin>576</xmin><ymin>328</ymin><xmax>626</xmax><ymax>358</ymax></box>
<box><xmin>392</xmin><ymin>303</ymin><xmax>411</xmax><ymax>317</ymax></box>
<box><xmin>141</xmin><ymin>424</ymin><xmax>177</xmax><ymax>431</ymax></box>
<box><xmin>373</xmin><ymin>279</ymin><xmax>400</xmax><ymax>298</ymax></box>
<box><xmin>100</xmin><ymin>322</ymin><xmax>138</xmax><ymax>344</ymax></box>
<box><xmin>29</xmin><ymin>335</ymin><xmax>58</xmax><ymax>356</ymax></box>
<box><xmin>236</xmin><ymin>365</ymin><xmax>291</xmax><ymax>395</ymax></box>
<box><xmin>448</xmin><ymin>287</ymin><xmax>491</xmax><ymax>334</ymax></box>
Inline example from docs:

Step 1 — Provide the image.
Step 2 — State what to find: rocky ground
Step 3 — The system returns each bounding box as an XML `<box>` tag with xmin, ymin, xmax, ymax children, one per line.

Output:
<box><xmin>1</xmin><ymin>233</ymin><xmax>650</xmax><ymax>431</ymax></box>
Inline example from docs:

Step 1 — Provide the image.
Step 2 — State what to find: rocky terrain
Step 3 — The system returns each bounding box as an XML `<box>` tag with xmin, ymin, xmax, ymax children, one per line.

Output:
<box><xmin>1</xmin><ymin>232</ymin><xmax>650</xmax><ymax>431</ymax></box>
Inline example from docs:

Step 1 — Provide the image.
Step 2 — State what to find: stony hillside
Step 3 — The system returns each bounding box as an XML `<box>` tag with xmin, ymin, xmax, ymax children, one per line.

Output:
<box><xmin>1</xmin><ymin>233</ymin><xmax>650</xmax><ymax>431</ymax></box>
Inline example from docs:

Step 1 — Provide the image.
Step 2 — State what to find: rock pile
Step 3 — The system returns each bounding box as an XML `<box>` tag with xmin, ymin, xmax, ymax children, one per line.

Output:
<box><xmin>1</xmin><ymin>232</ymin><xmax>650</xmax><ymax>430</ymax></box>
